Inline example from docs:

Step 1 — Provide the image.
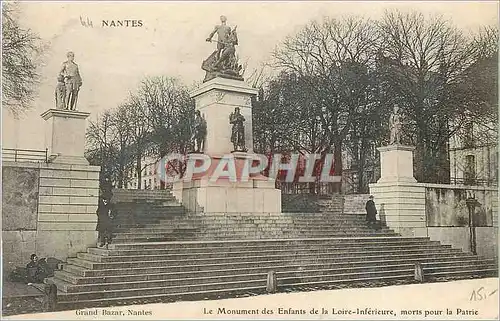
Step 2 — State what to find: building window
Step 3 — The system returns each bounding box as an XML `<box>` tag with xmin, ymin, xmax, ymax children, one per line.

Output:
<box><xmin>464</xmin><ymin>155</ymin><xmax>476</xmax><ymax>185</ymax></box>
<box><xmin>464</xmin><ymin>122</ymin><xmax>474</xmax><ymax>148</ymax></box>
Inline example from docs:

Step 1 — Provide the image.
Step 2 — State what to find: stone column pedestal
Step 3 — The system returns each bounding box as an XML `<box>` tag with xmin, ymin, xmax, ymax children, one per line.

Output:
<box><xmin>190</xmin><ymin>77</ymin><xmax>257</xmax><ymax>155</ymax></box>
<box><xmin>370</xmin><ymin>144</ymin><xmax>427</xmax><ymax>237</ymax></box>
<box><xmin>377</xmin><ymin>145</ymin><xmax>417</xmax><ymax>183</ymax></box>
<box><xmin>41</xmin><ymin>109</ymin><xmax>90</xmax><ymax>165</ymax></box>
<box><xmin>174</xmin><ymin>152</ymin><xmax>280</xmax><ymax>214</ymax></box>
<box><xmin>37</xmin><ymin>108</ymin><xmax>100</xmax><ymax>261</ymax></box>
<box><xmin>173</xmin><ymin>77</ymin><xmax>281</xmax><ymax>214</ymax></box>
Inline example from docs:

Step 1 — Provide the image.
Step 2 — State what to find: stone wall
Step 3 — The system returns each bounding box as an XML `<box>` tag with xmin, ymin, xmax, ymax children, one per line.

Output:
<box><xmin>2</xmin><ymin>161</ymin><xmax>100</xmax><ymax>273</ymax></box>
<box><xmin>426</xmin><ymin>185</ymin><xmax>495</xmax><ymax>227</ymax></box>
<box><xmin>37</xmin><ymin>163</ymin><xmax>100</xmax><ymax>260</ymax></box>
<box><xmin>369</xmin><ymin>182</ymin><xmax>427</xmax><ymax>237</ymax></box>
<box><xmin>2</xmin><ymin>163</ymin><xmax>40</xmax><ymax>272</ymax></box>
<box><xmin>428</xmin><ymin>227</ymin><xmax>498</xmax><ymax>258</ymax></box>
<box><xmin>370</xmin><ymin>181</ymin><xmax>498</xmax><ymax>258</ymax></box>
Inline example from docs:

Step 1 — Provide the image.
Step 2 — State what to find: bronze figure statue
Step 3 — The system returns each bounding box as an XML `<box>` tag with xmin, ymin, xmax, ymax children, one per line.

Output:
<box><xmin>191</xmin><ymin>110</ymin><xmax>207</xmax><ymax>153</ymax></box>
<box><xmin>202</xmin><ymin>16</ymin><xmax>243</xmax><ymax>82</ymax></box>
<box><xmin>229</xmin><ymin>107</ymin><xmax>246</xmax><ymax>152</ymax></box>
<box><xmin>59</xmin><ymin>51</ymin><xmax>82</xmax><ymax>110</ymax></box>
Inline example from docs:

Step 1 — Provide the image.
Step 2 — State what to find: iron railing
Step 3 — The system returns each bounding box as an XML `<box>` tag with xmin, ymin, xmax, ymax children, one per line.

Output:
<box><xmin>449</xmin><ymin>177</ymin><xmax>498</xmax><ymax>187</ymax></box>
<box><xmin>2</xmin><ymin>148</ymin><xmax>49</xmax><ymax>163</ymax></box>
<box><xmin>276</xmin><ymin>181</ymin><xmax>338</xmax><ymax>195</ymax></box>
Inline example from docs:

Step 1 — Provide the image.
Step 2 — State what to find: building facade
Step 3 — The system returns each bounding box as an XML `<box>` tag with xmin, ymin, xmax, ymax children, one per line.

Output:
<box><xmin>449</xmin><ymin>121</ymin><xmax>497</xmax><ymax>186</ymax></box>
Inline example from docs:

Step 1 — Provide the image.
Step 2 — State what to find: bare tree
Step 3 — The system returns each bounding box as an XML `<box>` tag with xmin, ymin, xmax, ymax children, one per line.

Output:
<box><xmin>377</xmin><ymin>9</ymin><xmax>493</xmax><ymax>183</ymax></box>
<box><xmin>86</xmin><ymin>112</ymin><xmax>119</xmax><ymax>182</ymax></box>
<box><xmin>2</xmin><ymin>3</ymin><xmax>43</xmax><ymax>117</ymax></box>
<box><xmin>272</xmin><ymin>16</ymin><xmax>381</xmax><ymax>191</ymax></box>
<box><xmin>109</xmin><ymin>106</ymin><xmax>134</xmax><ymax>188</ymax></box>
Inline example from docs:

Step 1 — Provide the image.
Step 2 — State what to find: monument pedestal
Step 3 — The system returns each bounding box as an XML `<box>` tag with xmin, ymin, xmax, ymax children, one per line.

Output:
<box><xmin>173</xmin><ymin>152</ymin><xmax>281</xmax><ymax>214</ymax></box>
<box><xmin>41</xmin><ymin>109</ymin><xmax>91</xmax><ymax>165</ymax></box>
<box><xmin>377</xmin><ymin>145</ymin><xmax>417</xmax><ymax>183</ymax></box>
<box><xmin>37</xmin><ymin>108</ymin><xmax>100</xmax><ymax>261</ymax></box>
<box><xmin>190</xmin><ymin>77</ymin><xmax>256</xmax><ymax>154</ymax></box>
<box><xmin>369</xmin><ymin>144</ymin><xmax>426</xmax><ymax>237</ymax></box>
<box><xmin>174</xmin><ymin>77</ymin><xmax>281</xmax><ymax>214</ymax></box>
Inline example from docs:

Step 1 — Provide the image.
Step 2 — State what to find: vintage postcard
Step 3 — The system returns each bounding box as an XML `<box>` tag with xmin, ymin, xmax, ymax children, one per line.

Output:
<box><xmin>1</xmin><ymin>1</ymin><xmax>498</xmax><ymax>320</ymax></box>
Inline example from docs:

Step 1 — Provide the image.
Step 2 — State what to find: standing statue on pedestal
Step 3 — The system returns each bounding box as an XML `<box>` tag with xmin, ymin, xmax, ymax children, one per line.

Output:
<box><xmin>59</xmin><ymin>51</ymin><xmax>82</xmax><ymax>110</ymax></box>
<box><xmin>191</xmin><ymin>110</ymin><xmax>207</xmax><ymax>153</ymax></box>
<box><xmin>202</xmin><ymin>15</ymin><xmax>243</xmax><ymax>82</ymax></box>
<box><xmin>54</xmin><ymin>75</ymin><xmax>66</xmax><ymax>109</ymax></box>
<box><xmin>389</xmin><ymin>104</ymin><xmax>402</xmax><ymax>145</ymax></box>
<box><xmin>229</xmin><ymin>107</ymin><xmax>246</xmax><ymax>152</ymax></box>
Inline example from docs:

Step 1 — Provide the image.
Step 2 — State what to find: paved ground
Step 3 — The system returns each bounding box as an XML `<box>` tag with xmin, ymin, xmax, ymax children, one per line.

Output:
<box><xmin>3</xmin><ymin>281</ymin><xmax>45</xmax><ymax>299</ymax></box>
<box><xmin>4</xmin><ymin>278</ymin><xmax>498</xmax><ymax>320</ymax></box>
<box><xmin>2</xmin><ymin>280</ymin><xmax>45</xmax><ymax>317</ymax></box>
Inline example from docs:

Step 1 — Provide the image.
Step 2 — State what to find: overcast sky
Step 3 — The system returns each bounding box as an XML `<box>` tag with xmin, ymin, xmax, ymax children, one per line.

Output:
<box><xmin>2</xmin><ymin>1</ymin><xmax>498</xmax><ymax>149</ymax></box>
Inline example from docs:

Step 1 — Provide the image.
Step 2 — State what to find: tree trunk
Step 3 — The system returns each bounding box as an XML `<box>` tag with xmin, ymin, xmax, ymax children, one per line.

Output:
<box><xmin>333</xmin><ymin>138</ymin><xmax>343</xmax><ymax>193</ymax></box>
<box><xmin>136</xmin><ymin>154</ymin><xmax>142</xmax><ymax>189</ymax></box>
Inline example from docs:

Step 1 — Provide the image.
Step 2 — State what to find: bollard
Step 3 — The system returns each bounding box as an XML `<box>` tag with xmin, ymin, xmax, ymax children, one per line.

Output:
<box><xmin>42</xmin><ymin>280</ymin><xmax>58</xmax><ymax>312</ymax></box>
<box><xmin>266</xmin><ymin>271</ymin><xmax>277</xmax><ymax>293</ymax></box>
<box><xmin>414</xmin><ymin>262</ymin><xmax>424</xmax><ymax>283</ymax></box>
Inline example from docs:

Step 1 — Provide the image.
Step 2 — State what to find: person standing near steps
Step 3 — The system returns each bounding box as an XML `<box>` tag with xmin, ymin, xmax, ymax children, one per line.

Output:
<box><xmin>96</xmin><ymin>196</ymin><xmax>115</xmax><ymax>248</ymax></box>
<box><xmin>365</xmin><ymin>195</ymin><xmax>377</xmax><ymax>225</ymax></box>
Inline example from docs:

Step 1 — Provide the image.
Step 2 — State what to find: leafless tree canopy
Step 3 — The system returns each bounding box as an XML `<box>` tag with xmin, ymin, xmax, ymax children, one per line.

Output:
<box><xmin>2</xmin><ymin>3</ymin><xmax>42</xmax><ymax>118</ymax></box>
<box><xmin>262</xmin><ymin>10</ymin><xmax>497</xmax><ymax>186</ymax></box>
<box><xmin>86</xmin><ymin>76</ymin><xmax>194</xmax><ymax>189</ymax></box>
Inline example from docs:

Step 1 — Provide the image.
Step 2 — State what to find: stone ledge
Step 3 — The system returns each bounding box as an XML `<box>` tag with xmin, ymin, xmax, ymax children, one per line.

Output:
<box><xmin>1</xmin><ymin>161</ymin><xmax>41</xmax><ymax>169</ymax></box>
<box><xmin>39</xmin><ymin>187</ymin><xmax>99</xmax><ymax>196</ymax></box>
<box><xmin>38</xmin><ymin>178</ymin><xmax>99</xmax><ymax>188</ymax></box>
<box><xmin>37</xmin><ymin>222</ymin><xmax>96</xmax><ymax>231</ymax></box>
<box><xmin>377</xmin><ymin>145</ymin><xmax>416</xmax><ymax>152</ymax></box>
<box><xmin>190</xmin><ymin>77</ymin><xmax>258</xmax><ymax>98</ymax></box>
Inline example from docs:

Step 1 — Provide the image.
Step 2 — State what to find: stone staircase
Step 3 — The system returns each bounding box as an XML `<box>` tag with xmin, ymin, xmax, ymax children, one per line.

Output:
<box><xmin>49</xmin><ymin>190</ymin><xmax>498</xmax><ymax>309</ymax></box>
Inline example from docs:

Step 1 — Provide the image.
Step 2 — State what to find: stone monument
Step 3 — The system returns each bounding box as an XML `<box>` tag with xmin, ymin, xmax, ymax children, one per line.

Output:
<box><xmin>173</xmin><ymin>17</ymin><xmax>280</xmax><ymax>214</ymax></box>
<box><xmin>378</xmin><ymin>104</ymin><xmax>415</xmax><ymax>183</ymax></box>
<box><xmin>42</xmin><ymin>51</ymin><xmax>90</xmax><ymax>165</ymax></box>
<box><xmin>36</xmin><ymin>51</ymin><xmax>99</xmax><ymax>261</ymax></box>
<box><xmin>369</xmin><ymin>104</ymin><xmax>425</xmax><ymax>237</ymax></box>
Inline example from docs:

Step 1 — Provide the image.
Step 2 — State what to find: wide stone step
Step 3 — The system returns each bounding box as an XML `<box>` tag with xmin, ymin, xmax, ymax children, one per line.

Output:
<box><xmin>65</xmin><ymin>250</ymin><xmax>473</xmax><ymax>271</ymax></box>
<box><xmin>110</xmin><ymin>233</ymin><xmax>399</xmax><ymax>243</ymax></box>
<box><xmin>156</xmin><ymin>216</ymin><xmax>368</xmax><ymax>223</ymax></box>
<box><xmin>54</xmin><ymin>260</ymin><xmax>495</xmax><ymax>293</ymax></box>
<box><xmin>55</xmin><ymin>264</ymin><xmax>497</xmax><ymax>303</ymax></box>
<box><xmin>59</xmin><ymin>254</ymin><xmax>489</xmax><ymax>278</ymax></box>
<box><xmin>108</xmin><ymin>237</ymin><xmax>435</xmax><ymax>250</ymax></box>
<box><xmin>87</xmin><ymin>242</ymin><xmax>451</xmax><ymax>257</ymax></box>
<box><xmin>56</xmin><ymin>258</ymin><xmax>492</xmax><ymax>285</ymax></box>
<box><xmin>77</xmin><ymin>247</ymin><xmax>462</xmax><ymax>263</ymax></box>
<box><xmin>112</xmin><ymin>229</ymin><xmax>395</xmax><ymax>239</ymax></box>
<box><xmin>115</xmin><ymin>224</ymin><xmax>393</xmax><ymax>232</ymax></box>
<box><xmin>114</xmin><ymin>221</ymin><xmax>379</xmax><ymax>230</ymax></box>
<box><xmin>51</xmin><ymin>274</ymin><xmax>411</xmax><ymax>309</ymax></box>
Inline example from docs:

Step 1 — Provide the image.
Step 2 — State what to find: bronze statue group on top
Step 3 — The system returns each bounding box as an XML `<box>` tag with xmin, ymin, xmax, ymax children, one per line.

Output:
<box><xmin>202</xmin><ymin>15</ymin><xmax>243</xmax><ymax>82</ymax></box>
<box><xmin>190</xmin><ymin>15</ymin><xmax>247</xmax><ymax>154</ymax></box>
